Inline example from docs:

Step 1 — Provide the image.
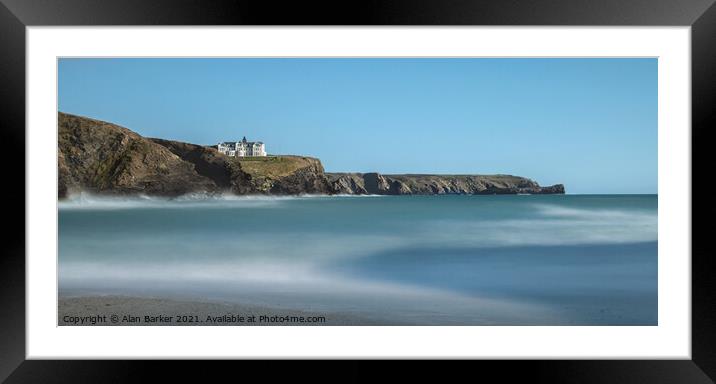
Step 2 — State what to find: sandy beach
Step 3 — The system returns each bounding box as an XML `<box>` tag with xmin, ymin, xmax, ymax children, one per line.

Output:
<box><xmin>59</xmin><ymin>296</ymin><xmax>388</xmax><ymax>326</ymax></box>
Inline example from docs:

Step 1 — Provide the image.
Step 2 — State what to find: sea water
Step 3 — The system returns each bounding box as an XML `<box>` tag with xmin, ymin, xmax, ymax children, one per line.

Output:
<box><xmin>58</xmin><ymin>194</ymin><xmax>657</xmax><ymax>325</ymax></box>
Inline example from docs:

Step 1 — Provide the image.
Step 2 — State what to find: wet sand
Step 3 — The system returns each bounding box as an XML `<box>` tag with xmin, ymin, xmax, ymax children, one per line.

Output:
<box><xmin>58</xmin><ymin>295</ymin><xmax>389</xmax><ymax>326</ymax></box>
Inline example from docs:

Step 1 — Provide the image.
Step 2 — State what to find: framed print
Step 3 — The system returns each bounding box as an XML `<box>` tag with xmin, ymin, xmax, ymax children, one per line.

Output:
<box><xmin>2</xmin><ymin>0</ymin><xmax>715</xmax><ymax>382</ymax></box>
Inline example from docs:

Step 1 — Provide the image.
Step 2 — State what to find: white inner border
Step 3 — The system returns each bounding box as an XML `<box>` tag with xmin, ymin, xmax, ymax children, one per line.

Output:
<box><xmin>26</xmin><ymin>27</ymin><xmax>691</xmax><ymax>359</ymax></box>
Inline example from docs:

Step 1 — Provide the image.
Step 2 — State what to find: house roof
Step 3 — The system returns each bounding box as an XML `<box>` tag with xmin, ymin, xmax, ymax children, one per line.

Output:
<box><xmin>219</xmin><ymin>140</ymin><xmax>265</xmax><ymax>146</ymax></box>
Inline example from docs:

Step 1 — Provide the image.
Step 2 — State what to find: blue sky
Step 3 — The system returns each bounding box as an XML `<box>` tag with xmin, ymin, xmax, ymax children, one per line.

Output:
<box><xmin>58</xmin><ymin>58</ymin><xmax>657</xmax><ymax>194</ymax></box>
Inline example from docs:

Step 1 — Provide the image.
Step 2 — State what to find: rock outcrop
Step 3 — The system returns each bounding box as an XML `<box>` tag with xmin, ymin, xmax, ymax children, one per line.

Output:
<box><xmin>58</xmin><ymin>112</ymin><xmax>565</xmax><ymax>198</ymax></box>
<box><xmin>327</xmin><ymin>173</ymin><xmax>565</xmax><ymax>195</ymax></box>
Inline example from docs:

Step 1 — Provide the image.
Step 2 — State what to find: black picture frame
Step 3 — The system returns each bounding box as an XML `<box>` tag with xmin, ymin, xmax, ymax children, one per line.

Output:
<box><xmin>1</xmin><ymin>0</ymin><xmax>714</xmax><ymax>382</ymax></box>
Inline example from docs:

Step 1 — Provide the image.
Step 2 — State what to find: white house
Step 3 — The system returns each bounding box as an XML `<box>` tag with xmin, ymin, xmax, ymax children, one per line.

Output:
<box><xmin>217</xmin><ymin>137</ymin><xmax>267</xmax><ymax>157</ymax></box>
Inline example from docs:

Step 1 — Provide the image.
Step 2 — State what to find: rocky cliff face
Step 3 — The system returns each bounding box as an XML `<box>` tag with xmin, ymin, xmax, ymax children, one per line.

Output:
<box><xmin>58</xmin><ymin>112</ymin><xmax>217</xmax><ymax>198</ymax></box>
<box><xmin>327</xmin><ymin>173</ymin><xmax>565</xmax><ymax>195</ymax></box>
<box><xmin>58</xmin><ymin>112</ymin><xmax>564</xmax><ymax>198</ymax></box>
<box><xmin>148</xmin><ymin>138</ymin><xmax>254</xmax><ymax>194</ymax></box>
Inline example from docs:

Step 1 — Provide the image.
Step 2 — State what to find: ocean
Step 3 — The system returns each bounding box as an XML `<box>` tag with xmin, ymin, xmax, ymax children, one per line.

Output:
<box><xmin>58</xmin><ymin>194</ymin><xmax>658</xmax><ymax>325</ymax></box>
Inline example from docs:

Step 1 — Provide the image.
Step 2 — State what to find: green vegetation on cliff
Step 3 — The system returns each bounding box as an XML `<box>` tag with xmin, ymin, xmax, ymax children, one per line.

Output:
<box><xmin>237</xmin><ymin>156</ymin><xmax>319</xmax><ymax>178</ymax></box>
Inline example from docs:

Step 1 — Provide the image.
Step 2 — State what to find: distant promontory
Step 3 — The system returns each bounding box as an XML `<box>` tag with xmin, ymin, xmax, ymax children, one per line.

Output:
<box><xmin>58</xmin><ymin>112</ymin><xmax>565</xmax><ymax>199</ymax></box>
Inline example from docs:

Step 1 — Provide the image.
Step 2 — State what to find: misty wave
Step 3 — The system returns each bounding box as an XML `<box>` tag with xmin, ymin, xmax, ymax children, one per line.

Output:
<box><xmin>60</xmin><ymin>233</ymin><xmax>404</xmax><ymax>265</ymax></box>
<box><xmin>58</xmin><ymin>191</ymin><xmax>383</xmax><ymax>210</ymax></box>
<box><xmin>422</xmin><ymin>203</ymin><xmax>657</xmax><ymax>247</ymax></box>
<box><xmin>60</xmin><ymin>259</ymin><xmax>422</xmax><ymax>294</ymax></box>
<box><xmin>531</xmin><ymin>204</ymin><xmax>655</xmax><ymax>221</ymax></box>
<box><xmin>59</xmin><ymin>259</ymin><xmax>559</xmax><ymax>324</ymax></box>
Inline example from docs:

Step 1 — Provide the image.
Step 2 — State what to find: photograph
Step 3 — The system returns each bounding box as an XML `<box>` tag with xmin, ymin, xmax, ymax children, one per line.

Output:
<box><xmin>4</xmin><ymin>0</ymin><xmax>712</xmax><ymax>379</ymax></box>
<box><xmin>56</xmin><ymin>57</ymin><xmax>658</xmax><ymax>326</ymax></box>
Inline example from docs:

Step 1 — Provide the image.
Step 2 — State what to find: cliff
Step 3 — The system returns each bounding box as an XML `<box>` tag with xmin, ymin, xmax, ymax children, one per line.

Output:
<box><xmin>58</xmin><ymin>112</ymin><xmax>564</xmax><ymax>198</ymax></box>
<box><xmin>147</xmin><ymin>138</ymin><xmax>252</xmax><ymax>194</ymax></box>
<box><xmin>233</xmin><ymin>155</ymin><xmax>332</xmax><ymax>194</ymax></box>
<box><xmin>58</xmin><ymin>112</ymin><xmax>217</xmax><ymax>198</ymax></box>
<box><xmin>327</xmin><ymin>173</ymin><xmax>565</xmax><ymax>195</ymax></box>
<box><xmin>58</xmin><ymin>113</ymin><xmax>332</xmax><ymax>198</ymax></box>
<box><xmin>144</xmin><ymin>140</ymin><xmax>332</xmax><ymax>195</ymax></box>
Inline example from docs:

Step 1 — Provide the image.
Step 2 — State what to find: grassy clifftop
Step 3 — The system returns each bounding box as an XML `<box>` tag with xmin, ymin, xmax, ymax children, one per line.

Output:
<box><xmin>234</xmin><ymin>155</ymin><xmax>331</xmax><ymax>194</ymax></box>
<box><xmin>236</xmin><ymin>156</ymin><xmax>323</xmax><ymax>178</ymax></box>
